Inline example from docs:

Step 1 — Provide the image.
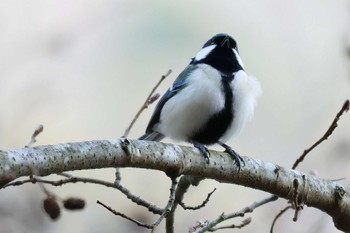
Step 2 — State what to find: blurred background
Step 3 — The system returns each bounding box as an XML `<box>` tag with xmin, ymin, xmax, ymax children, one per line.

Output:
<box><xmin>1</xmin><ymin>0</ymin><xmax>350</xmax><ymax>232</ymax></box>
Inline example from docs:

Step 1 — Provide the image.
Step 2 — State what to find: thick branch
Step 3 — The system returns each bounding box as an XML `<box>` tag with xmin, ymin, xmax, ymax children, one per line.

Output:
<box><xmin>1</xmin><ymin>138</ymin><xmax>350</xmax><ymax>232</ymax></box>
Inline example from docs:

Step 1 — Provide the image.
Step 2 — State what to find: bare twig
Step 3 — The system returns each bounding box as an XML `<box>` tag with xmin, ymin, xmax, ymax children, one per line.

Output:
<box><xmin>167</xmin><ymin>176</ymin><xmax>204</xmax><ymax>233</ymax></box>
<box><xmin>292</xmin><ymin>179</ymin><xmax>299</xmax><ymax>210</ymax></box>
<box><xmin>26</xmin><ymin>124</ymin><xmax>44</xmax><ymax>147</ymax></box>
<box><xmin>270</xmin><ymin>206</ymin><xmax>292</xmax><ymax>233</ymax></box>
<box><xmin>208</xmin><ymin>217</ymin><xmax>251</xmax><ymax>232</ymax></box>
<box><xmin>114</xmin><ymin>168</ymin><xmax>121</xmax><ymax>184</ymax></box>
<box><xmin>292</xmin><ymin>99</ymin><xmax>350</xmax><ymax>169</ymax></box>
<box><xmin>97</xmin><ymin>200</ymin><xmax>153</xmax><ymax>229</ymax></box>
<box><xmin>97</xmin><ymin>178</ymin><xmax>177</xmax><ymax>232</ymax></box>
<box><xmin>292</xmin><ymin>179</ymin><xmax>303</xmax><ymax>221</ymax></box>
<box><xmin>152</xmin><ymin>178</ymin><xmax>178</xmax><ymax>232</ymax></box>
<box><xmin>58</xmin><ymin>173</ymin><xmax>163</xmax><ymax>215</ymax></box>
<box><xmin>123</xmin><ymin>69</ymin><xmax>172</xmax><ymax>138</ymax></box>
<box><xmin>193</xmin><ymin>195</ymin><xmax>278</xmax><ymax>233</ymax></box>
<box><xmin>178</xmin><ymin>188</ymin><xmax>216</xmax><ymax>210</ymax></box>
<box><xmin>119</xmin><ymin>70</ymin><xmax>171</xmax><ymax>193</ymax></box>
<box><xmin>5</xmin><ymin>172</ymin><xmax>163</xmax><ymax>215</ymax></box>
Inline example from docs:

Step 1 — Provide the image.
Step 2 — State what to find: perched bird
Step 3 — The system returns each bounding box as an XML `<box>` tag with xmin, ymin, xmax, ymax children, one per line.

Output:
<box><xmin>139</xmin><ymin>33</ymin><xmax>261</xmax><ymax>169</ymax></box>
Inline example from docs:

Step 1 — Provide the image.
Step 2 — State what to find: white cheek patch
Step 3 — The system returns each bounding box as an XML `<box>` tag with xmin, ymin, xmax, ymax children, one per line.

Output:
<box><xmin>233</xmin><ymin>49</ymin><xmax>245</xmax><ymax>69</ymax></box>
<box><xmin>194</xmin><ymin>44</ymin><xmax>216</xmax><ymax>61</ymax></box>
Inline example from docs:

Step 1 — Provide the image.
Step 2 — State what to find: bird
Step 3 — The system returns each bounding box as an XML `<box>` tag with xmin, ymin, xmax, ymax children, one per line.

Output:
<box><xmin>139</xmin><ymin>33</ymin><xmax>261</xmax><ymax>169</ymax></box>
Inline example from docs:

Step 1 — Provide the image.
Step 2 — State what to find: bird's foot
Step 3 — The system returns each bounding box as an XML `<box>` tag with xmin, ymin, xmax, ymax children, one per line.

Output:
<box><xmin>190</xmin><ymin>141</ymin><xmax>210</xmax><ymax>164</ymax></box>
<box><xmin>218</xmin><ymin>142</ymin><xmax>244</xmax><ymax>170</ymax></box>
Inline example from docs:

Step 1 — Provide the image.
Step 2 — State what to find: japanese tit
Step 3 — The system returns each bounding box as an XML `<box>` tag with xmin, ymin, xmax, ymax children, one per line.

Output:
<box><xmin>139</xmin><ymin>33</ymin><xmax>261</xmax><ymax>169</ymax></box>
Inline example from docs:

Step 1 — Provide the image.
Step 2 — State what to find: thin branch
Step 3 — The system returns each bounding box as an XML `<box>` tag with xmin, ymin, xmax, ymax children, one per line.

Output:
<box><xmin>167</xmin><ymin>176</ymin><xmax>204</xmax><ymax>233</ymax></box>
<box><xmin>193</xmin><ymin>195</ymin><xmax>278</xmax><ymax>233</ymax></box>
<box><xmin>270</xmin><ymin>206</ymin><xmax>292</xmax><ymax>233</ymax></box>
<box><xmin>292</xmin><ymin>179</ymin><xmax>303</xmax><ymax>222</ymax></box>
<box><xmin>97</xmin><ymin>178</ymin><xmax>178</xmax><ymax>232</ymax></box>
<box><xmin>292</xmin><ymin>99</ymin><xmax>350</xmax><ymax>169</ymax></box>
<box><xmin>26</xmin><ymin>124</ymin><xmax>44</xmax><ymax>147</ymax></box>
<box><xmin>123</xmin><ymin>69</ymin><xmax>172</xmax><ymax>137</ymax></box>
<box><xmin>152</xmin><ymin>178</ymin><xmax>178</xmax><ymax>232</ymax></box>
<box><xmin>97</xmin><ymin>200</ymin><xmax>153</xmax><ymax>229</ymax></box>
<box><xmin>178</xmin><ymin>188</ymin><xmax>216</xmax><ymax>210</ymax></box>
<box><xmin>208</xmin><ymin>217</ymin><xmax>251</xmax><ymax>232</ymax></box>
<box><xmin>5</xmin><ymin>172</ymin><xmax>163</xmax><ymax>215</ymax></box>
<box><xmin>114</xmin><ymin>168</ymin><xmax>121</xmax><ymax>184</ymax></box>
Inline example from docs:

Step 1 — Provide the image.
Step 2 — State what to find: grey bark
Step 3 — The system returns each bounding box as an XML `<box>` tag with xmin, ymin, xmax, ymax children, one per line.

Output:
<box><xmin>0</xmin><ymin>138</ymin><xmax>349</xmax><ymax>232</ymax></box>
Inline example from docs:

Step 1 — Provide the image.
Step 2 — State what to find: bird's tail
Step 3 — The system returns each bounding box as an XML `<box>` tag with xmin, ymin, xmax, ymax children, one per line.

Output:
<box><xmin>138</xmin><ymin>132</ymin><xmax>165</xmax><ymax>142</ymax></box>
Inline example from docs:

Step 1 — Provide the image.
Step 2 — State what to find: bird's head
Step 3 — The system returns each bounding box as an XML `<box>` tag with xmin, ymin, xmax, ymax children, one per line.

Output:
<box><xmin>192</xmin><ymin>33</ymin><xmax>244</xmax><ymax>75</ymax></box>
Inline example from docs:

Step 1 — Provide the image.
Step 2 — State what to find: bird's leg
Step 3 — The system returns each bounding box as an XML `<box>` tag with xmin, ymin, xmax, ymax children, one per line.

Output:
<box><xmin>189</xmin><ymin>140</ymin><xmax>210</xmax><ymax>164</ymax></box>
<box><xmin>218</xmin><ymin>141</ymin><xmax>244</xmax><ymax>170</ymax></box>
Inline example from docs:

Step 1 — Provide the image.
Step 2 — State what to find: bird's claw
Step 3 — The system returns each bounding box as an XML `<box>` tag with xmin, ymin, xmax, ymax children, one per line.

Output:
<box><xmin>191</xmin><ymin>141</ymin><xmax>210</xmax><ymax>164</ymax></box>
<box><xmin>224</xmin><ymin>147</ymin><xmax>244</xmax><ymax>170</ymax></box>
<box><xmin>218</xmin><ymin>142</ymin><xmax>244</xmax><ymax>171</ymax></box>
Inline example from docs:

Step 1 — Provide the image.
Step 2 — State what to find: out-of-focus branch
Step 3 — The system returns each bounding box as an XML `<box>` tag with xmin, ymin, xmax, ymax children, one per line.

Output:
<box><xmin>1</xmin><ymin>138</ymin><xmax>350</xmax><ymax>232</ymax></box>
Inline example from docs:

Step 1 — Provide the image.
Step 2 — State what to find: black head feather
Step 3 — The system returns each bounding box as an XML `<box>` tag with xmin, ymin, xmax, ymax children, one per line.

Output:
<box><xmin>192</xmin><ymin>33</ymin><xmax>244</xmax><ymax>75</ymax></box>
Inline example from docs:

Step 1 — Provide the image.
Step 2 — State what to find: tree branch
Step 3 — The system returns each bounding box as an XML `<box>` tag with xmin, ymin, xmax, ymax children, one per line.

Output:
<box><xmin>167</xmin><ymin>175</ymin><xmax>204</xmax><ymax>233</ymax></box>
<box><xmin>292</xmin><ymin>99</ymin><xmax>349</xmax><ymax>169</ymax></box>
<box><xmin>97</xmin><ymin>200</ymin><xmax>154</xmax><ymax>229</ymax></box>
<box><xmin>193</xmin><ymin>195</ymin><xmax>278</xmax><ymax>233</ymax></box>
<box><xmin>123</xmin><ymin>69</ymin><xmax>172</xmax><ymax>138</ymax></box>
<box><xmin>1</xmin><ymin>138</ymin><xmax>350</xmax><ymax>232</ymax></box>
<box><xmin>6</xmin><ymin>172</ymin><xmax>164</xmax><ymax>215</ymax></box>
<box><xmin>178</xmin><ymin>188</ymin><xmax>216</xmax><ymax>210</ymax></box>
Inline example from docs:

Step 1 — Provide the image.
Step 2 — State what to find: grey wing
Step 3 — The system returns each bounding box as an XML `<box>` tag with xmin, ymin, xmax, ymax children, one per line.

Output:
<box><xmin>139</xmin><ymin>64</ymin><xmax>197</xmax><ymax>141</ymax></box>
<box><xmin>138</xmin><ymin>131</ymin><xmax>165</xmax><ymax>141</ymax></box>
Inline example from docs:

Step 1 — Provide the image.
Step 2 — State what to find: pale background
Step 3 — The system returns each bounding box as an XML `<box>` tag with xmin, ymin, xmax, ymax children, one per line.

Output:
<box><xmin>1</xmin><ymin>1</ymin><xmax>350</xmax><ymax>233</ymax></box>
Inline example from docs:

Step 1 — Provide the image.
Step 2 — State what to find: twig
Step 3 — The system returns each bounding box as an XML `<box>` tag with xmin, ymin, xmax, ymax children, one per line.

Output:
<box><xmin>5</xmin><ymin>173</ymin><xmax>163</xmax><ymax>215</ymax></box>
<box><xmin>25</xmin><ymin>126</ymin><xmax>65</xmax><ymax>220</ymax></box>
<box><xmin>292</xmin><ymin>179</ymin><xmax>303</xmax><ymax>221</ymax></box>
<box><xmin>114</xmin><ymin>168</ymin><xmax>121</xmax><ymax>184</ymax></box>
<box><xmin>178</xmin><ymin>188</ymin><xmax>216</xmax><ymax>210</ymax></box>
<box><xmin>123</xmin><ymin>69</ymin><xmax>172</xmax><ymax>137</ymax></box>
<box><xmin>292</xmin><ymin>99</ymin><xmax>350</xmax><ymax>169</ymax></box>
<box><xmin>167</xmin><ymin>176</ymin><xmax>204</xmax><ymax>233</ymax></box>
<box><xmin>97</xmin><ymin>200</ymin><xmax>153</xmax><ymax>229</ymax></box>
<box><xmin>193</xmin><ymin>195</ymin><xmax>278</xmax><ymax>233</ymax></box>
<box><xmin>270</xmin><ymin>206</ymin><xmax>292</xmax><ymax>233</ymax></box>
<box><xmin>97</xmin><ymin>178</ymin><xmax>177</xmax><ymax>232</ymax></box>
<box><xmin>26</xmin><ymin>124</ymin><xmax>44</xmax><ymax>147</ymax></box>
<box><xmin>208</xmin><ymin>217</ymin><xmax>251</xmax><ymax>232</ymax></box>
<box><xmin>151</xmin><ymin>177</ymin><xmax>178</xmax><ymax>232</ymax></box>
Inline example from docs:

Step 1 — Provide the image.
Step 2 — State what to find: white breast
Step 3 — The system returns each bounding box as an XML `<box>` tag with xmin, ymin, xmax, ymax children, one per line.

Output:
<box><xmin>156</xmin><ymin>64</ymin><xmax>225</xmax><ymax>141</ymax></box>
<box><xmin>219</xmin><ymin>70</ymin><xmax>262</xmax><ymax>142</ymax></box>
